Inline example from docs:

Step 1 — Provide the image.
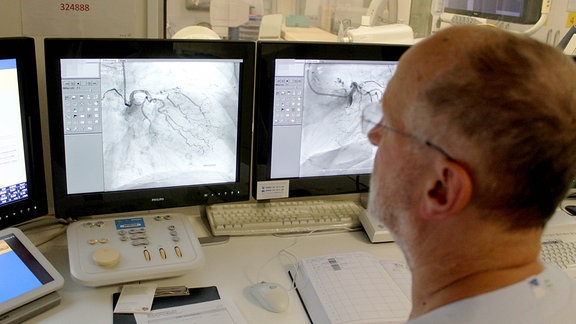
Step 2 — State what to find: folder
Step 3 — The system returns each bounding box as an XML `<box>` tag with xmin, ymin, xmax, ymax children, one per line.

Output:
<box><xmin>112</xmin><ymin>286</ymin><xmax>220</xmax><ymax>324</ymax></box>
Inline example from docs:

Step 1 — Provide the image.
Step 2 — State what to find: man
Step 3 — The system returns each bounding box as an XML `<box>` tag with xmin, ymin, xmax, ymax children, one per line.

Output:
<box><xmin>365</xmin><ymin>25</ymin><xmax>576</xmax><ymax>322</ymax></box>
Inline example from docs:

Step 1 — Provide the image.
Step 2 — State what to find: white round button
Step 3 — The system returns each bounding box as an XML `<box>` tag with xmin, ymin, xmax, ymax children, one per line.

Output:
<box><xmin>92</xmin><ymin>247</ymin><xmax>121</xmax><ymax>267</ymax></box>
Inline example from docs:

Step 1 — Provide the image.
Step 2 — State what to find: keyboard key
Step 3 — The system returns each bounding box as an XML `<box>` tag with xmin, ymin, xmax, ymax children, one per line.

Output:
<box><xmin>540</xmin><ymin>229</ymin><xmax>576</xmax><ymax>277</ymax></box>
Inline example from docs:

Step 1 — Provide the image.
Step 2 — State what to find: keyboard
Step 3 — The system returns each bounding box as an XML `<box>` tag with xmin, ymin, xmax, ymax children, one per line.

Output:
<box><xmin>540</xmin><ymin>228</ymin><xmax>576</xmax><ymax>277</ymax></box>
<box><xmin>206</xmin><ymin>200</ymin><xmax>363</xmax><ymax>236</ymax></box>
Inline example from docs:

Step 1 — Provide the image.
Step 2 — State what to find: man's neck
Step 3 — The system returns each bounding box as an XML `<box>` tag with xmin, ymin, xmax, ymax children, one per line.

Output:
<box><xmin>407</xmin><ymin>225</ymin><xmax>543</xmax><ymax>319</ymax></box>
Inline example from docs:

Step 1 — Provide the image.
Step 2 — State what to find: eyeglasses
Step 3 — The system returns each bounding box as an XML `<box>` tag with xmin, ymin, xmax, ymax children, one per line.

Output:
<box><xmin>361</xmin><ymin>103</ymin><xmax>455</xmax><ymax>161</ymax></box>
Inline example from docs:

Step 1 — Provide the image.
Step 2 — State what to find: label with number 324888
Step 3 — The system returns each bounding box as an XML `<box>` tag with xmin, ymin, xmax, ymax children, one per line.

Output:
<box><xmin>60</xmin><ymin>3</ymin><xmax>90</xmax><ymax>11</ymax></box>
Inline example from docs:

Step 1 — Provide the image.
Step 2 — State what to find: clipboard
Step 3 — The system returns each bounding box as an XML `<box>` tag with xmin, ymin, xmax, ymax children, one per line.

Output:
<box><xmin>112</xmin><ymin>286</ymin><xmax>220</xmax><ymax>324</ymax></box>
<box><xmin>288</xmin><ymin>270</ymin><xmax>313</xmax><ymax>323</ymax></box>
<box><xmin>289</xmin><ymin>252</ymin><xmax>411</xmax><ymax>323</ymax></box>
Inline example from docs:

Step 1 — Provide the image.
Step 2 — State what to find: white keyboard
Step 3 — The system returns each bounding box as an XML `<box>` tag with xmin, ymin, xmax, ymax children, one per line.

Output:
<box><xmin>540</xmin><ymin>229</ymin><xmax>576</xmax><ymax>277</ymax></box>
<box><xmin>206</xmin><ymin>200</ymin><xmax>363</xmax><ymax>236</ymax></box>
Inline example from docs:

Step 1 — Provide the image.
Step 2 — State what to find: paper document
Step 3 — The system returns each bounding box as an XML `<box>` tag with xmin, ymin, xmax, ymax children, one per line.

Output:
<box><xmin>292</xmin><ymin>251</ymin><xmax>412</xmax><ymax>324</ymax></box>
<box><xmin>114</xmin><ymin>284</ymin><xmax>157</xmax><ymax>314</ymax></box>
<box><xmin>133</xmin><ymin>299</ymin><xmax>246</xmax><ymax>324</ymax></box>
<box><xmin>380</xmin><ymin>260</ymin><xmax>412</xmax><ymax>300</ymax></box>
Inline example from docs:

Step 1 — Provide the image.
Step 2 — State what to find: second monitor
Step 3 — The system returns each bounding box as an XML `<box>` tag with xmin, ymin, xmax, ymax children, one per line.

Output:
<box><xmin>253</xmin><ymin>41</ymin><xmax>409</xmax><ymax>200</ymax></box>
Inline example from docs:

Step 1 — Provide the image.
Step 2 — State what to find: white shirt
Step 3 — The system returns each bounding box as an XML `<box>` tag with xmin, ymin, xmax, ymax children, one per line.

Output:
<box><xmin>407</xmin><ymin>265</ymin><xmax>576</xmax><ymax>324</ymax></box>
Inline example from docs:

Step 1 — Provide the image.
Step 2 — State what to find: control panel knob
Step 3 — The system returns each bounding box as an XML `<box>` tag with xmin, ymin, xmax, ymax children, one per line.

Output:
<box><xmin>92</xmin><ymin>247</ymin><xmax>121</xmax><ymax>267</ymax></box>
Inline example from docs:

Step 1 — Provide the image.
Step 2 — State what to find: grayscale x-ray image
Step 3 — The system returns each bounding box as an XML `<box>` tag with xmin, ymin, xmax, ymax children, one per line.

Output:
<box><xmin>299</xmin><ymin>63</ymin><xmax>396</xmax><ymax>177</ymax></box>
<box><xmin>100</xmin><ymin>60</ymin><xmax>239</xmax><ymax>191</ymax></box>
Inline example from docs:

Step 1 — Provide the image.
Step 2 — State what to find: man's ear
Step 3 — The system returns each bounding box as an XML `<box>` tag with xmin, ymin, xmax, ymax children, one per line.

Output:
<box><xmin>420</xmin><ymin>160</ymin><xmax>472</xmax><ymax>220</ymax></box>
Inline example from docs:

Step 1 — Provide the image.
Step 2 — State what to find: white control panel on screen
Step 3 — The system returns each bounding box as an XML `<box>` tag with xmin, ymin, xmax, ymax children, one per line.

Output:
<box><xmin>67</xmin><ymin>213</ymin><xmax>204</xmax><ymax>287</ymax></box>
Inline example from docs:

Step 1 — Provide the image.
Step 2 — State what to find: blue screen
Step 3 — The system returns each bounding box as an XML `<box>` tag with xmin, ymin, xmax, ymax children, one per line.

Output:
<box><xmin>0</xmin><ymin>247</ymin><xmax>42</xmax><ymax>303</ymax></box>
<box><xmin>0</xmin><ymin>234</ymin><xmax>53</xmax><ymax>304</ymax></box>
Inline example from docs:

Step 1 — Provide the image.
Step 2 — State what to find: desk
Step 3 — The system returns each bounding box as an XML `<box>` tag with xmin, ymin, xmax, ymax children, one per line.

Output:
<box><xmin>26</xmin><ymin>209</ymin><xmax>404</xmax><ymax>324</ymax></box>
<box><xmin>23</xmin><ymin>204</ymin><xmax>576</xmax><ymax>323</ymax></box>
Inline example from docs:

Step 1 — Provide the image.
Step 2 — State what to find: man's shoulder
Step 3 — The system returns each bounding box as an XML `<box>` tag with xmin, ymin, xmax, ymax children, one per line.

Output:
<box><xmin>408</xmin><ymin>265</ymin><xmax>576</xmax><ymax>324</ymax></box>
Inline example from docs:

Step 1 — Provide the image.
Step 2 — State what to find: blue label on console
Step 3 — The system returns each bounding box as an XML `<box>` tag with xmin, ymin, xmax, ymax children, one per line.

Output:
<box><xmin>115</xmin><ymin>217</ymin><xmax>145</xmax><ymax>230</ymax></box>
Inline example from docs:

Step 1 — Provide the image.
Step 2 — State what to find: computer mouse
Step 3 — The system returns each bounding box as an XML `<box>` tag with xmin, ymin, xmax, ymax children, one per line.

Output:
<box><xmin>248</xmin><ymin>281</ymin><xmax>289</xmax><ymax>313</ymax></box>
<box><xmin>565</xmin><ymin>205</ymin><xmax>576</xmax><ymax>216</ymax></box>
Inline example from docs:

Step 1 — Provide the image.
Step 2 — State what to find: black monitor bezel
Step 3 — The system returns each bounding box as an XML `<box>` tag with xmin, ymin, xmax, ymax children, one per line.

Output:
<box><xmin>253</xmin><ymin>41</ymin><xmax>409</xmax><ymax>200</ymax></box>
<box><xmin>443</xmin><ymin>0</ymin><xmax>543</xmax><ymax>24</ymax></box>
<box><xmin>44</xmin><ymin>38</ymin><xmax>255</xmax><ymax>219</ymax></box>
<box><xmin>0</xmin><ymin>37</ymin><xmax>48</xmax><ymax>229</ymax></box>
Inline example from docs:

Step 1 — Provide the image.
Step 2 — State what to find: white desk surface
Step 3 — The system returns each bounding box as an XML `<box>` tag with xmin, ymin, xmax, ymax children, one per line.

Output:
<box><xmin>23</xmin><ymin>203</ymin><xmax>576</xmax><ymax>323</ymax></box>
<box><xmin>26</xmin><ymin>209</ymin><xmax>405</xmax><ymax>324</ymax></box>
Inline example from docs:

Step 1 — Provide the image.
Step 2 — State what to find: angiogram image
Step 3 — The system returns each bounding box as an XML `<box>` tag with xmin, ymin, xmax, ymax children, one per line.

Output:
<box><xmin>299</xmin><ymin>63</ymin><xmax>396</xmax><ymax>177</ymax></box>
<box><xmin>100</xmin><ymin>60</ymin><xmax>239</xmax><ymax>191</ymax></box>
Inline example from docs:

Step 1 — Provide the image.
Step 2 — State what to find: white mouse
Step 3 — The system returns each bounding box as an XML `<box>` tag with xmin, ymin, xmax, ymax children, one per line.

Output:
<box><xmin>249</xmin><ymin>281</ymin><xmax>289</xmax><ymax>313</ymax></box>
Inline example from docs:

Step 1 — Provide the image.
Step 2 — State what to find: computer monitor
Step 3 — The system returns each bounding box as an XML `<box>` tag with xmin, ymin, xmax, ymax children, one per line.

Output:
<box><xmin>442</xmin><ymin>0</ymin><xmax>543</xmax><ymax>24</ymax></box>
<box><xmin>44</xmin><ymin>38</ymin><xmax>255</xmax><ymax>219</ymax></box>
<box><xmin>253</xmin><ymin>41</ymin><xmax>409</xmax><ymax>200</ymax></box>
<box><xmin>0</xmin><ymin>37</ymin><xmax>48</xmax><ymax>229</ymax></box>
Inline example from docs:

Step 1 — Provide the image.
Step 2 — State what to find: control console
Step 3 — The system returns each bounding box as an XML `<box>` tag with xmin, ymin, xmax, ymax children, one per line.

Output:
<box><xmin>67</xmin><ymin>213</ymin><xmax>204</xmax><ymax>287</ymax></box>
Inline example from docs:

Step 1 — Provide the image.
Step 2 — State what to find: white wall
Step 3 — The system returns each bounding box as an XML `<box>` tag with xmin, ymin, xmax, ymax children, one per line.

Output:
<box><xmin>0</xmin><ymin>0</ymin><xmax>23</xmax><ymax>36</ymax></box>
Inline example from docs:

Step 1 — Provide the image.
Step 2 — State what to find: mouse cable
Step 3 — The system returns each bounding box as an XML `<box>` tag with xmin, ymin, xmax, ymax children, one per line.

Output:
<box><xmin>256</xmin><ymin>226</ymin><xmax>359</xmax><ymax>292</ymax></box>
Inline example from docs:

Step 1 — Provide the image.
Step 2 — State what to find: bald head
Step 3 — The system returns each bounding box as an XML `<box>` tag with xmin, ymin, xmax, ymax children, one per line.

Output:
<box><xmin>386</xmin><ymin>25</ymin><xmax>576</xmax><ymax>228</ymax></box>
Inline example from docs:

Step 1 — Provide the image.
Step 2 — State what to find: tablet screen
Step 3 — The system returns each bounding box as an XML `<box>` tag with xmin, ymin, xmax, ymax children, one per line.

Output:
<box><xmin>0</xmin><ymin>228</ymin><xmax>63</xmax><ymax>315</ymax></box>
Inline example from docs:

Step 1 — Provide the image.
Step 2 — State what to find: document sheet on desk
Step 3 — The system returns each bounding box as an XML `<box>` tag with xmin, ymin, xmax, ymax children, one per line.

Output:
<box><xmin>293</xmin><ymin>251</ymin><xmax>411</xmax><ymax>324</ymax></box>
<box><xmin>133</xmin><ymin>299</ymin><xmax>246</xmax><ymax>324</ymax></box>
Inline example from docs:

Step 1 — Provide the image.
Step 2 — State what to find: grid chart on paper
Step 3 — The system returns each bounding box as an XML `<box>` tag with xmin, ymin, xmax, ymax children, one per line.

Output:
<box><xmin>301</xmin><ymin>252</ymin><xmax>410</xmax><ymax>323</ymax></box>
<box><xmin>380</xmin><ymin>260</ymin><xmax>413</xmax><ymax>300</ymax></box>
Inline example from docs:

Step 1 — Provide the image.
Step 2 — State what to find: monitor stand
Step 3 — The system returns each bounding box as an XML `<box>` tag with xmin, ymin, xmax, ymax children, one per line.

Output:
<box><xmin>0</xmin><ymin>292</ymin><xmax>61</xmax><ymax>324</ymax></box>
<box><xmin>358</xmin><ymin>209</ymin><xmax>394</xmax><ymax>243</ymax></box>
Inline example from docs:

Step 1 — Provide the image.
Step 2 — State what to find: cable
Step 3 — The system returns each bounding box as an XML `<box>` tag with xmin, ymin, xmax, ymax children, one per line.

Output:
<box><xmin>16</xmin><ymin>215</ymin><xmax>70</xmax><ymax>246</ymax></box>
<box><xmin>16</xmin><ymin>215</ymin><xmax>68</xmax><ymax>230</ymax></box>
<box><xmin>255</xmin><ymin>227</ymin><xmax>360</xmax><ymax>292</ymax></box>
<box><xmin>254</xmin><ymin>230</ymin><xmax>319</xmax><ymax>291</ymax></box>
<box><xmin>272</xmin><ymin>225</ymin><xmax>362</xmax><ymax>238</ymax></box>
<box><xmin>254</xmin><ymin>236</ymin><xmax>301</xmax><ymax>291</ymax></box>
<box><xmin>26</xmin><ymin>225</ymin><xmax>68</xmax><ymax>247</ymax></box>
